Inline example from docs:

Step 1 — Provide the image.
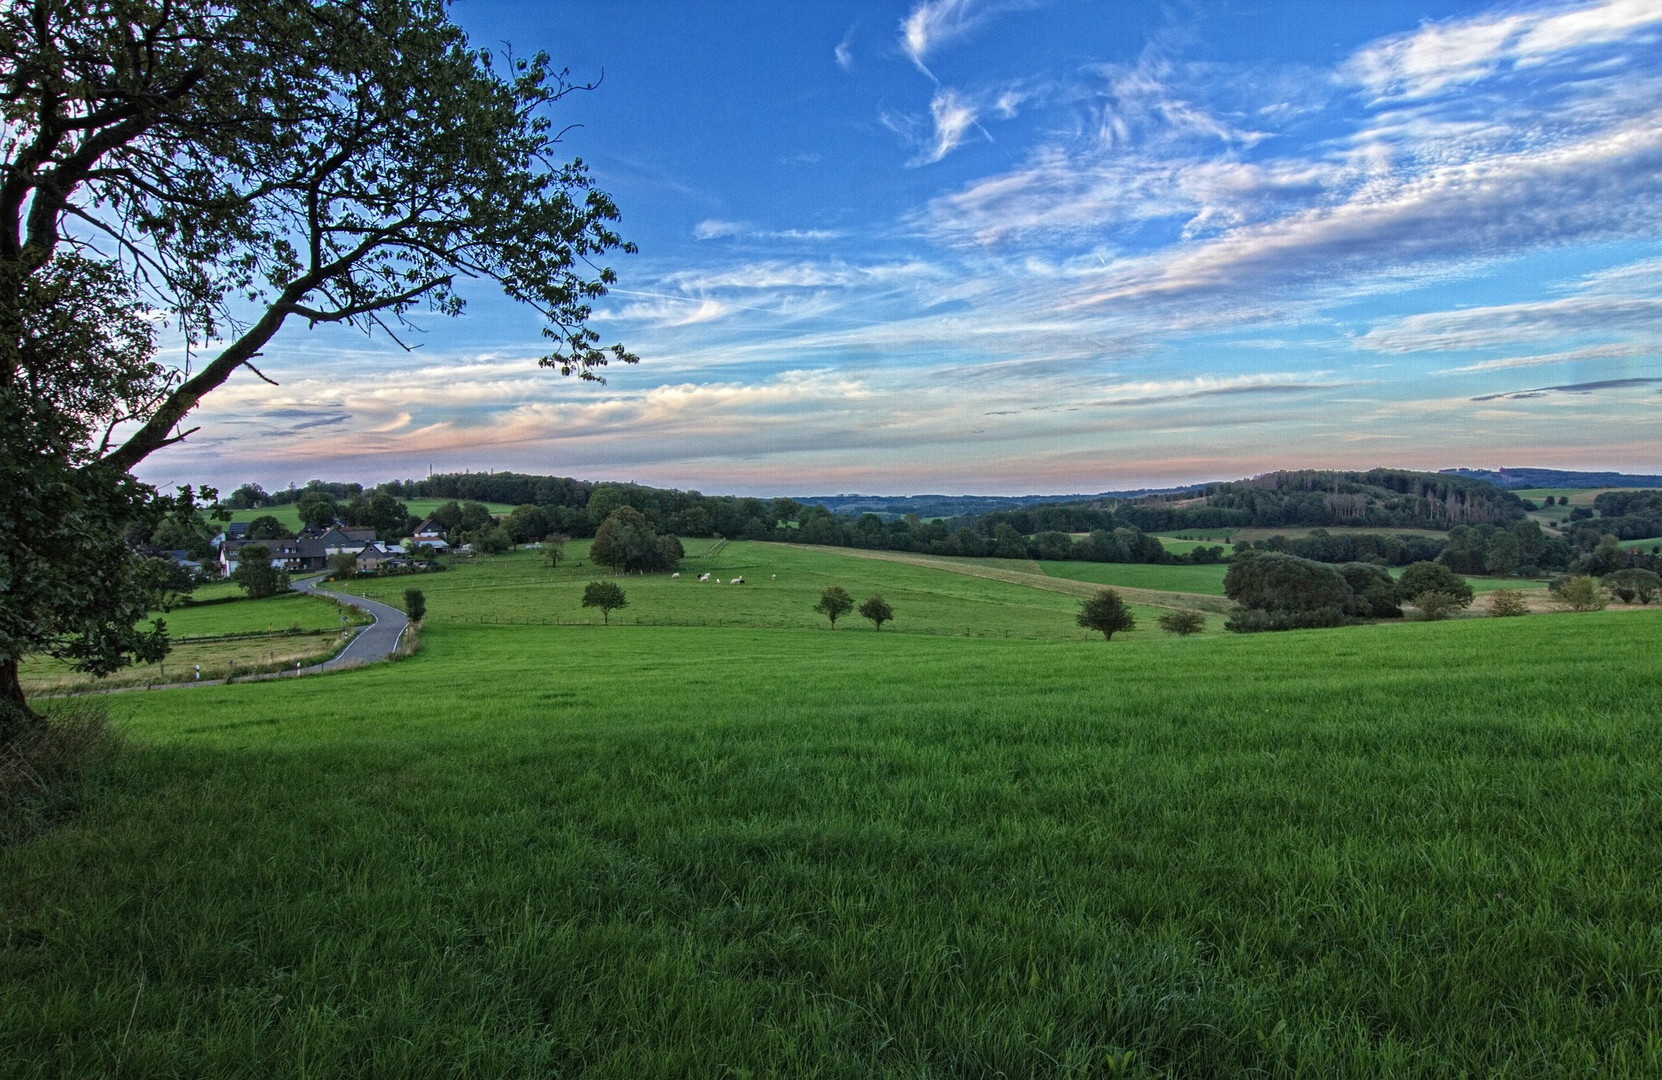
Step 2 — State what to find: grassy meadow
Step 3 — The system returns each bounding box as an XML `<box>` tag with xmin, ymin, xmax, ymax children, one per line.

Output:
<box><xmin>4</xmin><ymin>542</ymin><xmax>1660</xmax><ymax>1077</ymax></box>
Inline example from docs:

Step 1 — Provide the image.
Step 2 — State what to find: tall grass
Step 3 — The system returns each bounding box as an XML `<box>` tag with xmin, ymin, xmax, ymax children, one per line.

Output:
<box><xmin>2</xmin><ymin>609</ymin><xmax>1659</xmax><ymax>1076</ymax></box>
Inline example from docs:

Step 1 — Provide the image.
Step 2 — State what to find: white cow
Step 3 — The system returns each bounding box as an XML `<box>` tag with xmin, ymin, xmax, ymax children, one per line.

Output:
<box><xmin>698</xmin><ymin>572</ymin><xmax>711</xmax><ymax>582</ymax></box>
<box><xmin>731</xmin><ymin>576</ymin><xmax>744</xmax><ymax>585</ymax></box>
<box><xmin>671</xmin><ymin>572</ymin><xmax>680</xmax><ymax>578</ymax></box>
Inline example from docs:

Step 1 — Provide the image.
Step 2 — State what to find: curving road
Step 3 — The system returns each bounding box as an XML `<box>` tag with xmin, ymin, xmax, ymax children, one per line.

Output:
<box><xmin>291</xmin><ymin>576</ymin><xmax>410</xmax><ymax>671</ymax></box>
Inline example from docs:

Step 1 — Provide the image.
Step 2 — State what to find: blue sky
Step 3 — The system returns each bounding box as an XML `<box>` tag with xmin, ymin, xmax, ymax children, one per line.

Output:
<box><xmin>140</xmin><ymin>0</ymin><xmax>1662</xmax><ymax>497</ymax></box>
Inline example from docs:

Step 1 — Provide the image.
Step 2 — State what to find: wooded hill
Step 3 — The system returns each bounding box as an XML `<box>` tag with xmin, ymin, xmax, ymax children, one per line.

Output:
<box><xmin>1102</xmin><ymin>469</ymin><xmax>1531</xmax><ymax>532</ymax></box>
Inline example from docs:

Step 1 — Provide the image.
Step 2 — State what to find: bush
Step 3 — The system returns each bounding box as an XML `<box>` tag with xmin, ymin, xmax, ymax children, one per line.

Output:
<box><xmin>1337</xmin><ymin>562</ymin><xmax>1403</xmax><ymax>618</ymax></box>
<box><xmin>403</xmin><ymin>588</ymin><xmax>425</xmax><ymax>622</ymax></box>
<box><xmin>1156</xmin><ymin>610</ymin><xmax>1205</xmax><ymax>635</ymax></box>
<box><xmin>1398</xmin><ymin>561</ymin><xmax>1473</xmax><ymax>608</ymax></box>
<box><xmin>1224</xmin><ymin>607</ymin><xmax>1350</xmax><ymax>633</ymax></box>
<box><xmin>1224</xmin><ymin>551</ymin><xmax>1353</xmax><ymax>615</ymax></box>
<box><xmin>1602</xmin><ymin>568</ymin><xmax>1661</xmax><ymax>604</ymax></box>
<box><xmin>1554</xmin><ymin>575</ymin><xmax>1609</xmax><ymax>612</ymax></box>
<box><xmin>1412</xmin><ymin>590</ymin><xmax>1465</xmax><ymax>621</ymax></box>
<box><xmin>1485</xmin><ymin>589</ymin><xmax>1530</xmax><ymax>617</ymax></box>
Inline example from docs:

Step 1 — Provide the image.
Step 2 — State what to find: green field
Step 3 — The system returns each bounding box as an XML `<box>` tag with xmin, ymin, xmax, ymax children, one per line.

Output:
<box><xmin>5</xmin><ymin>544</ymin><xmax>1659</xmax><ymax>1077</ymax></box>
<box><xmin>226</xmin><ymin>497</ymin><xmax>517</xmax><ymax>531</ymax></box>
<box><xmin>1040</xmin><ymin>559</ymin><xmax>1230</xmax><ymax>596</ymax></box>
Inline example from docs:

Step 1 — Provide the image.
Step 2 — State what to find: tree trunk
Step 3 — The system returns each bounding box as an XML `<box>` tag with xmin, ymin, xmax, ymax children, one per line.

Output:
<box><xmin>0</xmin><ymin>657</ymin><xmax>42</xmax><ymax>744</ymax></box>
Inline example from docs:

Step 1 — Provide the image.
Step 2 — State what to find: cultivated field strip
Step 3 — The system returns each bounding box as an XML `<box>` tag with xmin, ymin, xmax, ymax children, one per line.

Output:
<box><xmin>760</xmin><ymin>542</ymin><xmax>1234</xmax><ymax>613</ymax></box>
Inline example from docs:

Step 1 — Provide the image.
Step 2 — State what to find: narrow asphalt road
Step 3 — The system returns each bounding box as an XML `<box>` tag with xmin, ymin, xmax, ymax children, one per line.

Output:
<box><xmin>292</xmin><ymin>576</ymin><xmax>410</xmax><ymax>671</ymax></box>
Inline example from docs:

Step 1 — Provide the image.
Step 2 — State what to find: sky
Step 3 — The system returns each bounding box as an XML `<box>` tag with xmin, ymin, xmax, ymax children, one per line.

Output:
<box><xmin>136</xmin><ymin>0</ymin><xmax>1662</xmax><ymax>498</ymax></box>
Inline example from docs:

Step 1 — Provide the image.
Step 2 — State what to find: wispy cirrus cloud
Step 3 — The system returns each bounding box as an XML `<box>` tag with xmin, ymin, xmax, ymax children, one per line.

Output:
<box><xmin>900</xmin><ymin>0</ymin><xmax>1034</xmax><ymax>77</ymax></box>
<box><xmin>1348</xmin><ymin>0</ymin><xmax>1662</xmax><ymax>101</ymax></box>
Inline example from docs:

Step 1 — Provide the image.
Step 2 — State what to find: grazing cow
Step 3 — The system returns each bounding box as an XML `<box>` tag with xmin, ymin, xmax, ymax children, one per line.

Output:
<box><xmin>731</xmin><ymin>576</ymin><xmax>744</xmax><ymax>585</ymax></box>
<box><xmin>671</xmin><ymin>572</ymin><xmax>680</xmax><ymax>578</ymax></box>
<box><xmin>771</xmin><ymin>574</ymin><xmax>776</xmax><ymax>580</ymax></box>
<box><xmin>698</xmin><ymin>573</ymin><xmax>711</xmax><ymax>582</ymax></box>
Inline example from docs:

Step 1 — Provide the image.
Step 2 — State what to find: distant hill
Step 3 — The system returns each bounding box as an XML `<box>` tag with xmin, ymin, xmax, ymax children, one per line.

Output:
<box><xmin>791</xmin><ymin>487</ymin><xmax>1207</xmax><ymax>519</ymax></box>
<box><xmin>1441</xmin><ymin>468</ymin><xmax>1662</xmax><ymax>490</ymax></box>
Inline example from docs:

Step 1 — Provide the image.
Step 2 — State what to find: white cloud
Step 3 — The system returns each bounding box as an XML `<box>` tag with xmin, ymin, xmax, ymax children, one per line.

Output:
<box><xmin>693</xmin><ymin>219</ymin><xmax>745</xmax><ymax>241</ymax></box>
<box><xmin>913</xmin><ymin>88</ymin><xmax>983</xmax><ymax>165</ymax></box>
<box><xmin>1348</xmin><ymin>0</ymin><xmax>1662</xmax><ymax>101</ymax></box>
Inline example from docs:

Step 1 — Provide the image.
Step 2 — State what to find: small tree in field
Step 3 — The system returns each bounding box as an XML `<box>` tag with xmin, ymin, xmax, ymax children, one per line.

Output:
<box><xmin>1157</xmin><ymin>610</ymin><xmax>1205</xmax><ymax>636</ymax></box>
<box><xmin>1486</xmin><ymin>589</ymin><xmax>1530</xmax><ymax>617</ymax></box>
<box><xmin>1078</xmin><ymin>589</ymin><xmax>1135</xmax><ymax>641</ymax></box>
<box><xmin>230</xmin><ymin>544</ymin><xmax>289</xmax><ymax>599</ymax></box>
<box><xmin>543</xmin><ymin>535</ymin><xmax>568</xmax><ymax>569</ymax></box>
<box><xmin>582</xmin><ymin>581</ymin><xmax>628</xmax><ymax>623</ymax></box>
<box><xmin>403</xmin><ymin>589</ymin><xmax>426</xmax><ymax>623</ymax></box>
<box><xmin>815</xmin><ymin>586</ymin><xmax>854</xmax><ymax>628</ymax></box>
<box><xmin>327</xmin><ymin>552</ymin><xmax>358</xmax><ymax>580</ymax></box>
<box><xmin>859</xmin><ymin>595</ymin><xmax>894</xmax><ymax>631</ymax></box>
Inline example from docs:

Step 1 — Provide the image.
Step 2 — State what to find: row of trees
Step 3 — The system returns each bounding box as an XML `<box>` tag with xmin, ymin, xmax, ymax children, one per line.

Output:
<box><xmin>1220</xmin><ymin>552</ymin><xmax>1475</xmax><ymax>632</ymax></box>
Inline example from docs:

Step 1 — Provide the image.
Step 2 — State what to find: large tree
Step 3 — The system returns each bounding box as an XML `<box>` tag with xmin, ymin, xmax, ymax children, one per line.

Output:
<box><xmin>0</xmin><ymin>0</ymin><xmax>636</xmax><ymax>735</ymax></box>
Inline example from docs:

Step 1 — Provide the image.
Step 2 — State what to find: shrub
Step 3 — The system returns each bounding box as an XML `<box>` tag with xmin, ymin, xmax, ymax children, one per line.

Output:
<box><xmin>1412</xmin><ymin>591</ymin><xmax>1465</xmax><ymax>621</ymax></box>
<box><xmin>1485</xmin><ymin>589</ymin><xmax>1530</xmax><ymax>617</ymax></box>
<box><xmin>1554</xmin><ymin>575</ymin><xmax>1609</xmax><ymax>612</ymax></box>
<box><xmin>1156</xmin><ymin>610</ymin><xmax>1205</xmax><ymax>635</ymax></box>
<box><xmin>1224</xmin><ymin>607</ymin><xmax>1350</xmax><ymax>633</ymax></box>
<box><xmin>403</xmin><ymin>588</ymin><xmax>426</xmax><ymax>622</ymax></box>
<box><xmin>1602</xmin><ymin>568</ymin><xmax>1661</xmax><ymax>604</ymax></box>
<box><xmin>1225</xmin><ymin>551</ymin><xmax>1352</xmax><ymax>614</ymax></box>
<box><xmin>1398</xmin><ymin>562</ymin><xmax>1473</xmax><ymax>608</ymax></box>
<box><xmin>1337</xmin><ymin>562</ymin><xmax>1402</xmax><ymax>618</ymax></box>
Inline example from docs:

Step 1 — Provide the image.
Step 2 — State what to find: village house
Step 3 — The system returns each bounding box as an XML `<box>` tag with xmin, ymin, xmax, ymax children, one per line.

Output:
<box><xmin>219</xmin><ymin>537</ymin><xmax>327</xmax><ymax>576</ymax></box>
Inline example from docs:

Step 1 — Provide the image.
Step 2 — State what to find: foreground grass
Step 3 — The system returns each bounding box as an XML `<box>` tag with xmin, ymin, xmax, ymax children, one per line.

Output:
<box><xmin>2</xmin><ymin>609</ymin><xmax>1660</xmax><ymax>1077</ymax></box>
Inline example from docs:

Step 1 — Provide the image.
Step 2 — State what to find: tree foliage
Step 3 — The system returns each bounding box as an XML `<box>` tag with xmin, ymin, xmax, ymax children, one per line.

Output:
<box><xmin>1157</xmin><ymin>610</ymin><xmax>1205</xmax><ymax>636</ymax></box>
<box><xmin>814</xmin><ymin>587</ymin><xmax>853</xmax><ymax>628</ymax></box>
<box><xmin>1397</xmin><ymin>562</ymin><xmax>1474</xmax><ymax>609</ymax></box>
<box><xmin>0</xmin><ymin>0</ymin><xmax>636</xmax><ymax>730</ymax></box>
<box><xmin>245</xmin><ymin>515</ymin><xmax>292</xmax><ymax>540</ymax></box>
<box><xmin>590</xmin><ymin>508</ymin><xmax>680</xmax><ymax>574</ymax></box>
<box><xmin>580</xmin><ymin>581</ymin><xmax>627</xmax><ymax>624</ymax></box>
<box><xmin>1078</xmin><ymin>589</ymin><xmax>1136</xmax><ymax>641</ymax></box>
<box><xmin>1485</xmin><ymin>589</ymin><xmax>1530</xmax><ymax>617</ymax></box>
<box><xmin>1554</xmin><ymin>576</ymin><xmax>1609</xmax><ymax>612</ymax></box>
<box><xmin>229</xmin><ymin>544</ymin><xmax>289</xmax><ymax>599</ymax></box>
<box><xmin>1602</xmin><ymin>568</ymin><xmax>1661</xmax><ymax>604</ymax></box>
<box><xmin>859</xmin><ymin>595</ymin><xmax>894</xmax><ymax>632</ymax></box>
<box><xmin>403</xmin><ymin>588</ymin><xmax>425</xmax><ymax>623</ymax></box>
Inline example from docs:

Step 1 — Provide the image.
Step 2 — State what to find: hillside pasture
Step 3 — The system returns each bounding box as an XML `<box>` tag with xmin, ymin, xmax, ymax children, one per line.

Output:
<box><xmin>3</xmin><ymin>604</ymin><xmax>1659</xmax><ymax>1077</ymax></box>
<box><xmin>347</xmin><ymin>543</ymin><xmax>1154</xmax><ymax>640</ymax></box>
